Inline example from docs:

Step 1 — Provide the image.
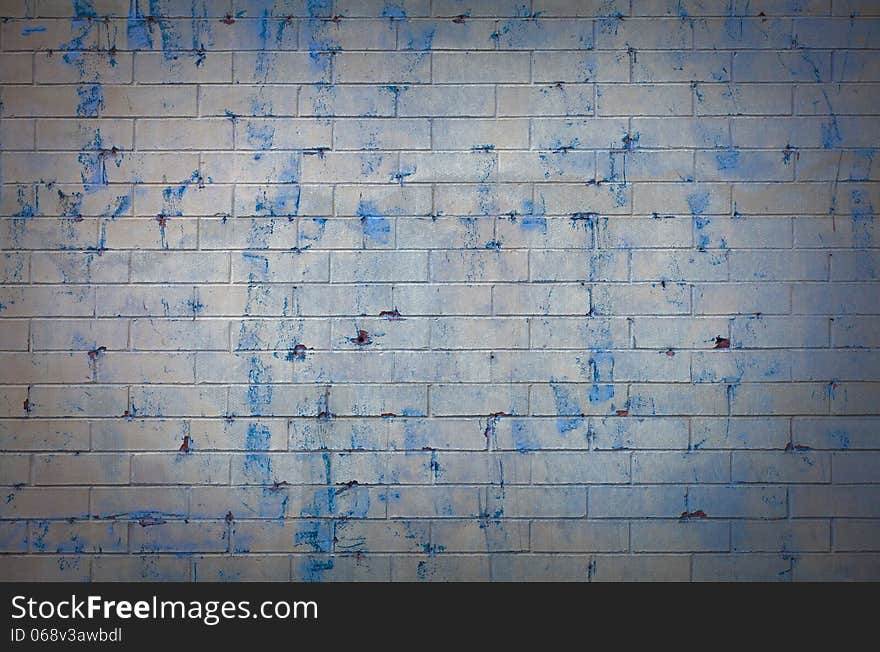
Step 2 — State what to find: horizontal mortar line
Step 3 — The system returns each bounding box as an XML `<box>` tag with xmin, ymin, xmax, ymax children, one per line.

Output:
<box><xmin>10</xmin><ymin>48</ymin><xmax>880</xmax><ymax>55</ymax></box>
<box><xmin>5</xmin><ymin>80</ymin><xmax>876</xmax><ymax>86</ymax></box>
<box><xmin>16</xmin><ymin>47</ymin><xmax>876</xmax><ymax>53</ymax></box>
<box><xmin>22</xmin><ymin>346</ymin><xmax>874</xmax><ymax>350</ymax></box>
<box><xmin>3</xmin><ymin>217</ymin><xmax>872</xmax><ymax>222</ymax></box>
<box><xmin>0</xmin><ymin>553</ymin><xmax>782</xmax><ymax>558</ymax></box>
<box><xmin>6</xmin><ymin>413</ymin><xmax>865</xmax><ymax>417</ymax></box>
<box><xmin>0</xmin><ymin>377</ymin><xmax>774</xmax><ymax>382</ymax></box>
<box><xmin>13</xmin><ymin>382</ymin><xmax>863</xmax><ymax>387</ymax></box>
<box><xmin>5</xmin><ymin>482</ymin><xmax>844</xmax><ymax>486</ymax></box>
<box><xmin>15</xmin><ymin>450</ymin><xmax>864</xmax><ymax>455</ymax></box>
<box><xmin>5</xmin><ymin>79</ymin><xmax>878</xmax><ymax>84</ymax></box>
<box><xmin>0</xmin><ymin>11</ymin><xmax>864</xmax><ymax>17</ymax></box>
<box><xmin>9</xmin><ymin>113</ymin><xmax>867</xmax><ymax>118</ymax></box>
<box><xmin>0</xmin><ymin>518</ymin><xmax>803</xmax><ymax>524</ymax></box>
<box><xmin>0</xmin><ymin>415</ymin><xmax>863</xmax><ymax>422</ymax></box>
<box><xmin>0</xmin><ymin>420</ymin><xmax>864</xmax><ymax>426</ymax></box>
<box><xmin>25</xmin><ymin>449</ymin><xmax>793</xmax><ymax>454</ymax></box>
<box><xmin>156</xmin><ymin>478</ymin><xmax>870</xmax><ymax>483</ymax></box>
<box><xmin>10</xmin><ymin>279</ymin><xmax>875</xmax><ymax>283</ymax></box>
<box><xmin>17</xmin><ymin>148</ymin><xmax>876</xmax><ymax>153</ymax></box>
<box><xmin>1</xmin><ymin>483</ymin><xmax>857</xmax><ymax>488</ymax></box>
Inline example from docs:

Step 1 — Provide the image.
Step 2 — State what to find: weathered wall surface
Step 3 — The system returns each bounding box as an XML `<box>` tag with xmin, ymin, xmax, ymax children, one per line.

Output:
<box><xmin>0</xmin><ymin>0</ymin><xmax>878</xmax><ymax>581</ymax></box>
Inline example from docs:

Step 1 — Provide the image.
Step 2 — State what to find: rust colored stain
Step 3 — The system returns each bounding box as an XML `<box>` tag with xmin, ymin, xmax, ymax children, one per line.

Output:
<box><xmin>350</xmin><ymin>329</ymin><xmax>372</xmax><ymax>346</ymax></box>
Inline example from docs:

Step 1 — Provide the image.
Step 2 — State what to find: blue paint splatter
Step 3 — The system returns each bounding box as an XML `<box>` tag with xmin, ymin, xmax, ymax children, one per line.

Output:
<box><xmin>382</xmin><ymin>3</ymin><xmax>407</xmax><ymax>19</ymax></box>
<box><xmin>695</xmin><ymin>216</ymin><xmax>711</xmax><ymax>250</ymax></box>
<box><xmin>76</xmin><ymin>84</ymin><xmax>104</xmax><ymax>117</ymax></box>
<box><xmin>356</xmin><ymin>199</ymin><xmax>381</xmax><ymax>217</ymax></box>
<box><xmin>362</xmin><ymin>216</ymin><xmax>391</xmax><ymax>244</ymax></box>
<box><xmin>246</xmin><ymin>121</ymin><xmax>275</xmax><ymax>150</ymax></box>
<box><xmin>510</xmin><ymin>419</ymin><xmax>539</xmax><ymax>451</ymax></box>
<box><xmin>254</xmin><ymin>185</ymin><xmax>301</xmax><ymax>217</ymax></box>
<box><xmin>300</xmin><ymin>556</ymin><xmax>334</xmax><ymax>582</ymax></box>
<box><xmin>687</xmin><ymin>189</ymin><xmax>710</xmax><ymax>216</ymax></box>
<box><xmin>307</xmin><ymin>0</ymin><xmax>332</xmax><ymax>17</ymax></box>
<box><xmin>78</xmin><ymin>130</ymin><xmax>123</xmax><ymax>193</ymax></box>
<box><xmin>520</xmin><ymin>216</ymin><xmax>547</xmax><ymax>232</ymax></box>
<box><xmin>72</xmin><ymin>0</ymin><xmax>96</xmax><ymax>18</ymax></box>
<box><xmin>403</xmin><ymin>24</ymin><xmax>435</xmax><ymax>50</ymax></box>
<box><xmin>715</xmin><ymin>148</ymin><xmax>740</xmax><ymax>170</ymax></box>
<box><xmin>160</xmin><ymin>171</ymin><xmax>200</xmax><ymax>216</ymax></box>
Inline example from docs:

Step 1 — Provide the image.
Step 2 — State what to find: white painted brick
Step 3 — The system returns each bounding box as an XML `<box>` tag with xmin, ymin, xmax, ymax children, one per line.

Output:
<box><xmin>2</xmin><ymin>1</ymin><xmax>878</xmax><ymax>582</ymax></box>
<box><xmin>433</xmin><ymin>52</ymin><xmax>530</xmax><ymax>83</ymax></box>
<box><xmin>335</xmin><ymin>52</ymin><xmax>430</xmax><ymax>83</ymax></box>
<box><xmin>534</xmin><ymin>52</ymin><xmax>629</xmax><ymax>83</ymax></box>
<box><xmin>232</xmin><ymin>52</ymin><xmax>326</xmax><ymax>83</ymax></box>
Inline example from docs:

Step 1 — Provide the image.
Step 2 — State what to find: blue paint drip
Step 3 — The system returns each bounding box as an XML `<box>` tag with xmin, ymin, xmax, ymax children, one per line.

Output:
<box><xmin>404</xmin><ymin>25</ymin><xmax>435</xmax><ymax>50</ymax></box>
<box><xmin>78</xmin><ymin>130</ymin><xmax>122</xmax><ymax>193</ymax></box>
<box><xmin>254</xmin><ymin>9</ymin><xmax>274</xmax><ymax>77</ymax></box>
<box><xmin>190</xmin><ymin>0</ymin><xmax>209</xmax><ymax>66</ymax></box>
<box><xmin>588</xmin><ymin>351</ymin><xmax>615</xmax><ymax>403</ymax></box>
<box><xmin>244</xmin><ymin>422</ymin><xmax>272</xmax><ymax>484</ymax></box>
<box><xmin>126</xmin><ymin>0</ymin><xmax>154</xmax><ymax>50</ymax></box>
<box><xmin>307</xmin><ymin>0</ymin><xmax>332</xmax><ymax>17</ymax></box>
<box><xmin>14</xmin><ymin>187</ymin><xmax>38</xmax><ymax>217</ymax></box>
<box><xmin>305</xmin><ymin>17</ymin><xmax>341</xmax><ymax>56</ymax></box>
<box><xmin>549</xmin><ymin>382</ymin><xmax>585</xmax><ymax>435</ymax></box>
<box><xmin>246</xmin><ymin>356</ymin><xmax>273</xmax><ymax>415</ymax></box>
<box><xmin>278</xmin><ymin>154</ymin><xmax>299</xmax><ymax>183</ymax></box>
<box><xmin>148</xmin><ymin>0</ymin><xmax>183</xmax><ymax>61</ymax></box>
<box><xmin>820</xmin><ymin>89</ymin><xmax>842</xmax><ymax>149</ymax></box>
<box><xmin>850</xmin><ymin>189</ymin><xmax>874</xmax><ymax>249</ymax></box>
<box><xmin>59</xmin><ymin>15</ymin><xmax>96</xmax><ymax>69</ymax></box>
<box><xmin>109</xmin><ymin>193</ymin><xmax>132</xmax><ymax>216</ymax></box>
<box><xmin>254</xmin><ymin>8</ymin><xmax>298</xmax><ymax>77</ymax></box>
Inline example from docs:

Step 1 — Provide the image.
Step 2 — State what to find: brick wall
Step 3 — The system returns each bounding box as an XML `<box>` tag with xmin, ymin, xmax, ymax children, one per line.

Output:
<box><xmin>0</xmin><ymin>0</ymin><xmax>878</xmax><ymax>581</ymax></box>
